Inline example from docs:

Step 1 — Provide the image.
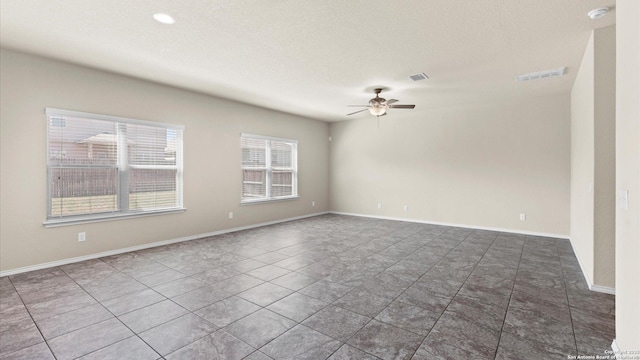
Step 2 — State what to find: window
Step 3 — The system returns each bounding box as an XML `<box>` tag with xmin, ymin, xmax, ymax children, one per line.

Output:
<box><xmin>241</xmin><ymin>134</ymin><xmax>297</xmax><ymax>203</ymax></box>
<box><xmin>45</xmin><ymin>108</ymin><xmax>184</xmax><ymax>226</ymax></box>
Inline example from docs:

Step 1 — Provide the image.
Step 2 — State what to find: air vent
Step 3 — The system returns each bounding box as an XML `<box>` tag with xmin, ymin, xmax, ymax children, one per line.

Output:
<box><xmin>409</xmin><ymin>73</ymin><xmax>429</xmax><ymax>81</ymax></box>
<box><xmin>516</xmin><ymin>67</ymin><xmax>566</xmax><ymax>82</ymax></box>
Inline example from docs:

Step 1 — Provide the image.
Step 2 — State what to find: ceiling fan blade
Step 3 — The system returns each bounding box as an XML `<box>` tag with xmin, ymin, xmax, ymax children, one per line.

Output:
<box><xmin>388</xmin><ymin>104</ymin><xmax>416</xmax><ymax>109</ymax></box>
<box><xmin>386</xmin><ymin>99</ymin><xmax>399</xmax><ymax>105</ymax></box>
<box><xmin>346</xmin><ymin>108</ymin><xmax>369</xmax><ymax>116</ymax></box>
<box><xmin>347</xmin><ymin>105</ymin><xmax>371</xmax><ymax>107</ymax></box>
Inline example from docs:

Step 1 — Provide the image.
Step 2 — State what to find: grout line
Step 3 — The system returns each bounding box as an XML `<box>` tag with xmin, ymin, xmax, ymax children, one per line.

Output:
<box><xmin>58</xmin><ymin>264</ymin><xmax>164</xmax><ymax>359</ymax></box>
<box><xmin>406</xmin><ymin>230</ymin><xmax>503</xmax><ymax>359</ymax></box>
<box><xmin>5</xmin><ymin>215</ymin><xmax>593</xmax><ymax>360</ymax></box>
<box><xmin>5</xmin><ymin>276</ymin><xmax>59</xmax><ymax>360</ymax></box>
<box><xmin>559</xmin><ymin>240</ymin><xmax>581</xmax><ymax>356</ymax></box>
<box><xmin>2</xmin><ymin>217</ymin><xmax>399</xmax><ymax>360</ymax></box>
<box><xmin>0</xmin><ymin>212</ymin><xmax>331</xmax><ymax>278</ymax></box>
<box><xmin>242</xmin><ymin>225</ymin><xmax>407</xmax><ymax>358</ymax></box>
<box><xmin>332</xmin><ymin>227</ymin><xmax>490</xmax><ymax>359</ymax></box>
<box><xmin>253</xmin><ymin>222</ymin><xmax>421</xmax><ymax>359</ymax></box>
<box><xmin>491</xmin><ymin>235</ymin><xmax>526</xmax><ymax>359</ymax></box>
<box><xmin>377</xmin><ymin>233</ymin><xmax>471</xmax><ymax>357</ymax></box>
<box><xmin>56</xmin><ymin>256</ymin><xmax>252</xmax><ymax>358</ymax></box>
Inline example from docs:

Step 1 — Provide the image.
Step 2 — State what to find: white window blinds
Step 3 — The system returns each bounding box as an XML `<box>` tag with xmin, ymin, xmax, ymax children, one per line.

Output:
<box><xmin>46</xmin><ymin>108</ymin><xmax>184</xmax><ymax>224</ymax></box>
<box><xmin>241</xmin><ymin>134</ymin><xmax>297</xmax><ymax>203</ymax></box>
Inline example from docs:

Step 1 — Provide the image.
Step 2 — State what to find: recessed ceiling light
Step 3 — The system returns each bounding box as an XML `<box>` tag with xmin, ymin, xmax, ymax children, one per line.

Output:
<box><xmin>153</xmin><ymin>13</ymin><xmax>175</xmax><ymax>25</ymax></box>
<box><xmin>587</xmin><ymin>7</ymin><xmax>609</xmax><ymax>20</ymax></box>
<box><xmin>515</xmin><ymin>67</ymin><xmax>566</xmax><ymax>82</ymax></box>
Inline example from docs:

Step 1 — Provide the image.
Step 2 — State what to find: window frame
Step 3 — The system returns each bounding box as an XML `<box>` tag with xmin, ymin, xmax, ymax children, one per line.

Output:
<box><xmin>44</xmin><ymin>108</ymin><xmax>185</xmax><ymax>227</ymax></box>
<box><xmin>240</xmin><ymin>133</ymin><xmax>298</xmax><ymax>204</ymax></box>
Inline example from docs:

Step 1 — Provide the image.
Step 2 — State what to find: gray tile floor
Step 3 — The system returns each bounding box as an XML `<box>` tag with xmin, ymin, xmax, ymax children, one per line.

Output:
<box><xmin>0</xmin><ymin>214</ymin><xmax>615</xmax><ymax>359</ymax></box>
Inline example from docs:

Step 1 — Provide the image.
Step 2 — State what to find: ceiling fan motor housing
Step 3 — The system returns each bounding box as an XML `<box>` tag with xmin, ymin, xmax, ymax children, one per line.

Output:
<box><xmin>346</xmin><ymin>88</ymin><xmax>415</xmax><ymax>116</ymax></box>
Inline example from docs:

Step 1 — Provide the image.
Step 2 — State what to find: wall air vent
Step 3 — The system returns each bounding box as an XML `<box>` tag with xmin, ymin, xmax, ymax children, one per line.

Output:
<box><xmin>409</xmin><ymin>73</ymin><xmax>429</xmax><ymax>81</ymax></box>
<box><xmin>516</xmin><ymin>67</ymin><xmax>566</xmax><ymax>82</ymax></box>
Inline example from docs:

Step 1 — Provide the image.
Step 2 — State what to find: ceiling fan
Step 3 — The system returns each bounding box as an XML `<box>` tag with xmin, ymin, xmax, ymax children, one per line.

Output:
<box><xmin>347</xmin><ymin>88</ymin><xmax>415</xmax><ymax>117</ymax></box>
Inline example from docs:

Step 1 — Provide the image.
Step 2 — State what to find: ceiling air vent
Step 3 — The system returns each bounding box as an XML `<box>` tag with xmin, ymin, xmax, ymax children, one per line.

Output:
<box><xmin>516</xmin><ymin>67</ymin><xmax>566</xmax><ymax>82</ymax></box>
<box><xmin>409</xmin><ymin>73</ymin><xmax>429</xmax><ymax>81</ymax></box>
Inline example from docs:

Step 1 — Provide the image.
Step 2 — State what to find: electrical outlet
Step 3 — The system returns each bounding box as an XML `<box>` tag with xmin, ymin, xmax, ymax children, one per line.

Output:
<box><xmin>228</xmin><ymin>212</ymin><xmax>233</xmax><ymax>219</ymax></box>
<box><xmin>312</xmin><ymin>201</ymin><xmax>316</xmax><ymax>207</ymax></box>
<box><xmin>403</xmin><ymin>205</ymin><xmax>408</xmax><ymax>212</ymax></box>
<box><xmin>78</xmin><ymin>232</ymin><xmax>86</xmax><ymax>242</ymax></box>
<box><xmin>377</xmin><ymin>203</ymin><xmax>382</xmax><ymax>209</ymax></box>
<box><xmin>519</xmin><ymin>213</ymin><xmax>526</xmax><ymax>221</ymax></box>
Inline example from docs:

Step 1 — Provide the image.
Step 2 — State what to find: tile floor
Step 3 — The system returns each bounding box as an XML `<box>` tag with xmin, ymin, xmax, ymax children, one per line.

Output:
<box><xmin>0</xmin><ymin>214</ymin><xmax>615</xmax><ymax>359</ymax></box>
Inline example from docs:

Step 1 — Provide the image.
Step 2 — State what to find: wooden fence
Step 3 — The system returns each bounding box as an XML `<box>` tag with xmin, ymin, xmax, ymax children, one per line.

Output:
<box><xmin>49</xmin><ymin>168</ymin><xmax>176</xmax><ymax>197</ymax></box>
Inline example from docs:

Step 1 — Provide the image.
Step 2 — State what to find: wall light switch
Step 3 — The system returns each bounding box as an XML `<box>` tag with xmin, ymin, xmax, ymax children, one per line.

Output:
<box><xmin>78</xmin><ymin>232</ymin><xmax>86</xmax><ymax>242</ymax></box>
<box><xmin>403</xmin><ymin>205</ymin><xmax>408</xmax><ymax>211</ymax></box>
<box><xmin>312</xmin><ymin>201</ymin><xmax>316</xmax><ymax>207</ymax></box>
<box><xmin>229</xmin><ymin>212</ymin><xmax>234</xmax><ymax>219</ymax></box>
<box><xmin>619</xmin><ymin>190</ymin><xmax>629</xmax><ymax>210</ymax></box>
<box><xmin>377</xmin><ymin>203</ymin><xmax>382</xmax><ymax>209</ymax></box>
<box><xmin>519</xmin><ymin>213</ymin><xmax>526</xmax><ymax>221</ymax></box>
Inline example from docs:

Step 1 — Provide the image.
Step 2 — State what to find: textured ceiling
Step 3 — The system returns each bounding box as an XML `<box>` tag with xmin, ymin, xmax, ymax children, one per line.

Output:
<box><xmin>0</xmin><ymin>0</ymin><xmax>616</xmax><ymax>122</ymax></box>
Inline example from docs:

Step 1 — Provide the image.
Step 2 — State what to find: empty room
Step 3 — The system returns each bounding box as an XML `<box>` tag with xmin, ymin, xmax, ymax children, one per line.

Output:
<box><xmin>0</xmin><ymin>1</ymin><xmax>638</xmax><ymax>359</ymax></box>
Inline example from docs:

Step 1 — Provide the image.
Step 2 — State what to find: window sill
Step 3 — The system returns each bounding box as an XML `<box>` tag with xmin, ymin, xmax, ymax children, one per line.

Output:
<box><xmin>43</xmin><ymin>208</ymin><xmax>186</xmax><ymax>228</ymax></box>
<box><xmin>241</xmin><ymin>196</ymin><xmax>299</xmax><ymax>205</ymax></box>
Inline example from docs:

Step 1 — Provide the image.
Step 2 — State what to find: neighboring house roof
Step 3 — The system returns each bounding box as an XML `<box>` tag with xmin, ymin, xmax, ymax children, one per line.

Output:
<box><xmin>77</xmin><ymin>133</ymin><xmax>134</xmax><ymax>146</ymax></box>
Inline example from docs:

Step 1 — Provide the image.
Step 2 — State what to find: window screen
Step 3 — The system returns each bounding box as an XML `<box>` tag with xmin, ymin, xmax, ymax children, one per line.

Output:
<box><xmin>46</xmin><ymin>108</ymin><xmax>184</xmax><ymax>223</ymax></box>
<box><xmin>241</xmin><ymin>134</ymin><xmax>297</xmax><ymax>203</ymax></box>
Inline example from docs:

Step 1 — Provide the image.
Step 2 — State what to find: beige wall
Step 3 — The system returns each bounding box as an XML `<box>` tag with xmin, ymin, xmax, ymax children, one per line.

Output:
<box><xmin>0</xmin><ymin>49</ymin><xmax>330</xmax><ymax>273</ymax></box>
<box><xmin>570</xmin><ymin>26</ymin><xmax>617</xmax><ymax>289</ymax></box>
<box><xmin>571</xmin><ymin>32</ymin><xmax>596</xmax><ymax>282</ymax></box>
<box><xmin>615</xmin><ymin>0</ymin><xmax>640</xmax><ymax>351</ymax></box>
<box><xmin>330</xmin><ymin>94</ymin><xmax>570</xmax><ymax>235</ymax></box>
<box><xmin>593</xmin><ymin>26</ymin><xmax>616</xmax><ymax>288</ymax></box>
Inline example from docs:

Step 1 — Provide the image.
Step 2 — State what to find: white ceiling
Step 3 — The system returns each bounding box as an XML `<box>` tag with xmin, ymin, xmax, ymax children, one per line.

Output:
<box><xmin>0</xmin><ymin>0</ymin><xmax>615</xmax><ymax>122</ymax></box>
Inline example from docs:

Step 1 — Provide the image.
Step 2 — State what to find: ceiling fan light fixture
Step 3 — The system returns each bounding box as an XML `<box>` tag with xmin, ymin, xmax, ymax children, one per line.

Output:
<box><xmin>369</xmin><ymin>106</ymin><xmax>387</xmax><ymax>116</ymax></box>
<box><xmin>346</xmin><ymin>88</ymin><xmax>414</xmax><ymax>117</ymax></box>
<box><xmin>368</xmin><ymin>97</ymin><xmax>387</xmax><ymax>116</ymax></box>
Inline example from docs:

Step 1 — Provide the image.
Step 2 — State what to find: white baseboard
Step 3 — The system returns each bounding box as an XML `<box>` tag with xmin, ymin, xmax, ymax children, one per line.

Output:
<box><xmin>611</xmin><ymin>339</ymin><xmax>621</xmax><ymax>359</ymax></box>
<box><xmin>334</xmin><ymin>211</ymin><xmax>617</xmax><ymax>294</ymax></box>
<box><xmin>0</xmin><ymin>210</ymin><xmax>619</xmax><ymax>298</ymax></box>
<box><xmin>568</xmin><ymin>235</ymin><xmax>595</xmax><ymax>285</ymax></box>
<box><xmin>567</xmin><ymin>237</ymin><xmax>616</xmax><ymax>295</ymax></box>
<box><xmin>0</xmin><ymin>211</ymin><xmax>329</xmax><ymax>277</ymax></box>
<box><xmin>590</xmin><ymin>284</ymin><xmax>616</xmax><ymax>295</ymax></box>
<box><xmin>329</xmin><ymin>211</ymin><xmax>570</xmax><ymax>239</ymax></box>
